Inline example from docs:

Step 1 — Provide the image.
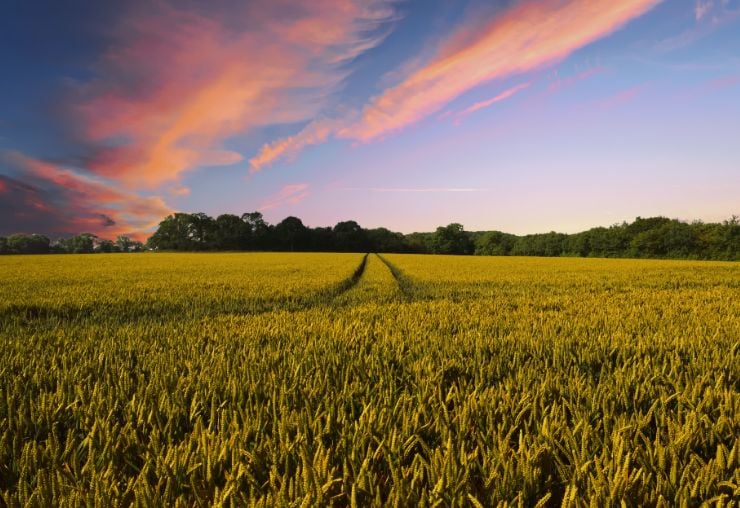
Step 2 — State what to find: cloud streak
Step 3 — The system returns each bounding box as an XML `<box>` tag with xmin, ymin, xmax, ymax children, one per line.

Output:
<box><xmin>343</xmin><ymin>187</ymin><xmax>489</xmax><ymax>193</ymax></box>
<box><xmin>547</xmin><ymin>66</ymin><xmax>605</xmax><ymax>92</ymax></box>
<box><xmin>258</xmin><ymin>183</ymin><xmax>310</xmax><ymax>211</ymax></box>
<box><xmin>70</xmin><ymin>0</ymin><xmax>396</xmax><ymax>187</ymax></box>
<box><xmin>695</xmin><ymin>0</ymin><xmax>713</xmax><ymax>21</ymax></box>
<box><xmin>251</xmin><ymin>0</ymin><xmax>662</xmax><ymax>169</ymax></box>
<box><xmin>594</xmin><ymin>84</ymin><xmax>647</xmax><ymax>109</ymax></box>
<box><xmin>3</xmin><ymin>0</ymin><xmax>398</xmax><ymax>239</ymax></box>
<box><xmin>342</xmin><ymin>0</ymin><xmax>662</xmax><ymax>141</ymax></box>
<box><xmin>250</xmin><ymin>119</ymin><xmax>339</xmax><ymax>173</ymax></box>
<box><xmin>454</xmin><ymin>82</ymin><xmax>531</xmax><ymax>122</ymax></box>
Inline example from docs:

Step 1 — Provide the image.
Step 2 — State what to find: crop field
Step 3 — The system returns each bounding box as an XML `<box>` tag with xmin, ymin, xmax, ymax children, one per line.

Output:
<box><xmin>0</xmin><ymin>253</ymin><xmax>738</xmax><ymax>506</ymax></box>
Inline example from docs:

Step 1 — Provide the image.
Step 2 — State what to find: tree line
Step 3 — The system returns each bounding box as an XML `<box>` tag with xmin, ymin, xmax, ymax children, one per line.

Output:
<box><xmin>0</xmin><ymin>233</ymin><xmax>144</xmax><ymax>255</ymax></box>
<box><xmin>1</xmin><ymin>212</ymin><xmax>738</xmax><ymax>260</ymax></box>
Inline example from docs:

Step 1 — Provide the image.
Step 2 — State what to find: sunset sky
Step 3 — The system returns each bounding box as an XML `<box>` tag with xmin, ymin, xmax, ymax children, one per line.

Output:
<box><xmin>1</xmin><ymin>0</ymin><xmax>739</xmax><ymax>240</ymax></box>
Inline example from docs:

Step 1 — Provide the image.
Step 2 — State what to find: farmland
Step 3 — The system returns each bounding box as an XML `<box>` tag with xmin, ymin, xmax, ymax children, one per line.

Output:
<box><xmin>1</xmin><ymin>253</ymin><xmax>738</xmax><ymax>506</ymax></box>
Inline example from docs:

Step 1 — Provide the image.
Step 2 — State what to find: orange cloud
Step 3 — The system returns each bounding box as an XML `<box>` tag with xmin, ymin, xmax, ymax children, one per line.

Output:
<box><xmin>258</xmin><ymin>183</ymin><xmax>310</xmax><ymax>211</ymax></box>
<box><xmin>74</xmin><ymin>0</ymin><xmax>396</xmax><ymax>187</ymax></box>
<box><xmin>250</xmin><ymin>119</ymin><xmax>340</xmax><ymax>172</ymax></box>
<box><xmin>3</xmin><ymin>151</ymin><xmax>172</xmax><ymax>240</ymax></box>
<box><xmin>344</xmin><ymin>0</ymin><xmax>662</xmax><ymax>141</ymax></box>
<box><xmin>169</xmin><ymin>185</ymin><xmax>191</xmax><ymax>197</ymax></box>
<box><xmin>250</xmin><ymin>0</ymin><xmax>661</xmax><ymax>169</ymax></box>
<box><xmin>454</xmin><ymin>82</ymin><xmax>531</xmax><ymax>122</ymax></box>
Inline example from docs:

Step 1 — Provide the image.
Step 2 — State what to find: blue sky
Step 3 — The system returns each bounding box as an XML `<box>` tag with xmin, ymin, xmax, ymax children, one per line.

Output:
<box><xmin>1</xmin><ymin>0</ymin><xmax>738</xmax><ymax>239</ymax></box>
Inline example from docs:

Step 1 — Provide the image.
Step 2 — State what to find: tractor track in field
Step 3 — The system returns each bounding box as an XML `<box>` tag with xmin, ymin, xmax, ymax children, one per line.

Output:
<box><xmin>330</xmin><ymin>253</ymin><xmax>368</xmax><ymax>296</ymax></box>
<box><xmin>2</xmin><ymin>254</ymin><xmax>372</xmax><ymax>325</ymax></box>
<box><xmin>375</xmin><ymin>254</ymin><xmax>415</xmax><ymax>301</ymax></box>
<box><xmin>2</xmin><ymin>253</ymin><xmax>414</xmax><ymax>325</ymax></box>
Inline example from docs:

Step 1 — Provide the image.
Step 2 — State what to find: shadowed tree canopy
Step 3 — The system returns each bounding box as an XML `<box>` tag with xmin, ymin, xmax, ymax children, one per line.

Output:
<box><xmin>332</xmin><ymin>221</ymin><xmax>369</xmax><ymax>253</ymax></box>
<box><xmin>215</xmin><ymin>214</ymin><xmax>250</xmax><ymax>251</ymax></box>
<box><xmin>1</xmin><ymin>214</ymin><xmax>737</xmax><ymax>260</ymax></box>
<box><xmin>274</xmin><ymin>216</ymin><xmax>310</xmax><ymax>252</ymax></box>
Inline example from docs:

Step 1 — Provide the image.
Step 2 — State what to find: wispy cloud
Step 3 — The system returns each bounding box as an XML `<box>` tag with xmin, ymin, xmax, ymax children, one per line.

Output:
<box><xmin>68</xmin><ymin>0</ymin><xmax>397</xmax><ymax>187</ymax></box>
<box><xmin>251</xmin><ymin>0</ymin><xmax>662</xmax><ymax>170</ymax></box>
<box><xmin>695</xmin><ymin>0</ymin><xmax>713</xmax><ymax>21</ymax></box>
<box><xmin>168</xmin><ymin>185</ymin><xmax>191</xmax><ymax>197</ymax></box>
<box><xmin>341</xmin><ymin>0</ymin><xmax>662</xmax><ymax>142</ymax></box>
<box><xmin>657</xmin><ymin>0</ymin><xmax>740</xmax><ymax>52</ymax></box>
<box><xmin>594</xmin><ymin>84</ymin><xmax>648</xmax><ymax>109</ymax></box>
<box><xmin>547</xmin><ymin>65</ymin><xmax>606</xmax><ymax>92</ymax></box>
<box><xmin>4</xmin><ymin>0</ymin><xmax>399</xmax><ymax>238</ymax></box>
<box><xmin>258</xmin><ymin>183</ymin><xmax>310</xmax><ymax>211</ymax></box>
<box><xmin>1</xmin><ymin>151</ymin><xmax>171</xmax><ymax>240</ymax></box>
<box><xmin>706</xmin><ymin>74</ymin><xmax>740</xmax><ymax>90</ymax></box>
<box><xmin>250</xmin><ymin>119</ymin><xmax>339</xmax><ymax>173</ymax></box>
<box><xmin>343</xmin><ymin>187</ymin><xmax>489</xmax><ymax>193</ymax></box>
<box><xmin>669</xmin><ymin>73</ymin><xmax>740</xmax><ymax>101</ymax></box>
<box><xmin>454</xmin><ymin>82</ymin><xmax>531</xmax><ymax>122</ymax></box>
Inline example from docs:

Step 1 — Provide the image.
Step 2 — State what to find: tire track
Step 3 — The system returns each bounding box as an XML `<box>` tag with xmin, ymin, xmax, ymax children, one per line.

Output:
<box><xmin>375</xmin><ymin>254</ymin><xmax>415</xmax><ymax>301</ymax></box>
<box><xmin>4</xmin><ymin>253</ymin><xmax>371</xmax><ymax>324</ymax></box>
<box><xmin>325</xmin><ymin>253</ymin><xmax>368</xmax><ymax>298</ymax></box>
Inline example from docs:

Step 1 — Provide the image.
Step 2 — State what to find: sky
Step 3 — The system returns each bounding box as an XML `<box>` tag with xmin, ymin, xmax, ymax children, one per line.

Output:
<box><xmin>1</xmin><ymin>0</ymin><xmax>739</xmax><ymax>240</ymax></box>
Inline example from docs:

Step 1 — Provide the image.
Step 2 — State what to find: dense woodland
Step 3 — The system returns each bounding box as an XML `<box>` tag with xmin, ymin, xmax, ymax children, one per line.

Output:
<box><xmin>1</xmin><ymin>213</ymin><xmax>738</xmax><ymax>260</ymax></box>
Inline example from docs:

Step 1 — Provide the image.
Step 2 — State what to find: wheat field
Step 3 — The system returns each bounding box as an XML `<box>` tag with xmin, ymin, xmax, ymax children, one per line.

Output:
<box><xmin>1</xmin><ymin>253</ymin><xmax>738</xmax><ymax>506</ymax></box>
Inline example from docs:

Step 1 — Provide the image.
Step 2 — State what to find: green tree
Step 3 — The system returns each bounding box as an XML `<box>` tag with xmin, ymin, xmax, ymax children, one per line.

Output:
<box><xmin>366</xmin><ymin>228</ymin><xmax>409</xmax><ymax>253</ymax></box>
<box><xmin>333</xmin><ymin>221</ymin><xmax>368</xmax><ymax>252</ymax></box>
<box><xmin>57</xmin><ymin>234</ymin><xmax>96</xmax><ymax>254</ymax></box>
<box><xmin>95</xmin><ymin>239</ymin><xmax>117</xmax><ymax>253</ymax></box>
<box><xmin>189</xmin><ymin>212</ymin><xmax>216</xmax><ymax>250</ymax></box>
<box><xmin>214</xmin><ymin>214</ymin><xmax>250</xmax><ymax>250</ymax></box>
<box><xmin>148</xmin><ymin>213</ymin><xmax>204</xmax><ymax>250</ymax></box>
<box><xmin>116</xmin><ymin>235</ymin><xmax>134</xmax><ymax>252</ymax></box>
<box><xmin>475</xmin><ymin>231</ymin><xmax>516</xmax><ymax>255</ymax></box>
<box><xmin>431</xmin><ymin>223</ymin><xmax>474</xmax><ymax>255</ymax></box>
<box><xmin>241</xmin><ymin>212</ymin><xmax>270</xmax><ymax>249</ymax></box>
<box><xmin>274</xmin><ymin>216</ymin><xmax>309</xmax><ymax>251</ymax></box>
<box><xmin>404</xmin><ymin>232</ymin><xmax>433</xmax><ymax>253</ymax></box>
<box><xmin>6</xmin><ymin>234</ymin><xmax>51</xmax><ymax>254</ymax></box>
<box><xmin>630</xmin><ymin>220</ymin><xmax>697</xmax><ymax>258</ymax></box>
<box><xmin>309</xmin><ymin>227</ymin><xmax>334</xmax><ymax>252</ymax></box>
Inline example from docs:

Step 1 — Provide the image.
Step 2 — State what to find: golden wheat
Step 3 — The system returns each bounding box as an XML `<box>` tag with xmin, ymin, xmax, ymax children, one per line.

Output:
<box><xmin>0</xmin><ymin>253</ymin><xmax>738</xmax><ymax>506</ymax></box>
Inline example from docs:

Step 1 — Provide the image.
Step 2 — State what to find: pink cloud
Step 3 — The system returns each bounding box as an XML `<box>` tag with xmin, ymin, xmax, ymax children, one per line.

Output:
<box><xmin>250</xmin><ymin>119</ymin><xmax>339</xmax><ymax>172</ymax></box>
<box><xmin>169</xmin><ymin>185</ymin><xmax>191</xmax><ymax>197</ymax></box>
<box><xmin>695</xmin><ymin>1</ymin><xmax>713</xmax><ymax>21</ymax></box>
<box><xmin>594</xmin><ymin>84</ymin><xmax>647</xmax><ymax>109</ymax></box>
<box><xmin>454</xmin><ymin>82</ymin><xmax>531</xmax><ymax>122</ymax></box>
<box><xmin>258</xmin><ymin>183</ymin><xmax>310</xmax><ymax>211</ymax></box>
<box><xmin>341</xmin><ymin>0</ymin><xmax>662</xmax><ymax>142</ymax></box>
<box><xmin>547</xmin><ymin>66</ymin><xmax>605</xmax><ymax>92</ymax></box>
<box><xmin>250</xmin><ymin>0</ymin><xmax>661</xmax><ymax>169</ymax></box>
<box><xmin>706</xmin><ymin>74</ymin><xmax>740</xmax><ymax>90</ymax></box>
<box><xmin>694</xmin><ymin>0</ymin><xmax>739</xmax><ymax>22</ymax></box>
<box><xmin>669</xmin><ymin>73</ymin><xmax>740</xmax><ymax>102</ymax></box>
<box><xmin>657</xmin><ymin>0</ymin><xmax>740</xmax><ymax>52</ymax></box>
<box><xmin>3</xmin><ymin>151</ymin><xmax>172</xmax><ymax>240</ymax></box>
<box><xmin>344</xmin><ymin>187</ymin><xmax>489</xmax><ymax>193</ymax></box>
<box><xmin>70</xmin><ymin>0</ymin><xmax>396</xmax><ymax>187</ymax></box>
